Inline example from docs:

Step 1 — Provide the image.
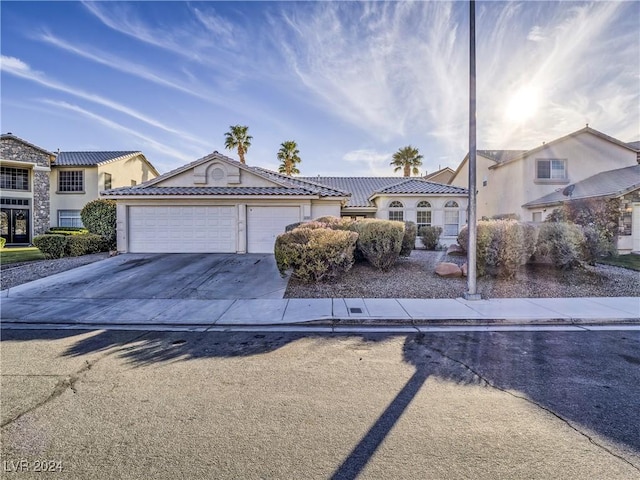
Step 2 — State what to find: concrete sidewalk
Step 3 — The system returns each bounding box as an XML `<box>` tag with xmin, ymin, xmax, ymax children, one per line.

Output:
<box><xmin>1</xmin><ymin>295</ymin><xmax>638</xmax><ymax>328</ymax></box>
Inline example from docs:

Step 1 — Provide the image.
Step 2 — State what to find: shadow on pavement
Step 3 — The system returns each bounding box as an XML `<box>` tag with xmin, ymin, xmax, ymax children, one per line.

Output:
<box><xmin>2</xmin><ymin>328</ymin><xmax>639</xmax><ymax>474</ymax></box>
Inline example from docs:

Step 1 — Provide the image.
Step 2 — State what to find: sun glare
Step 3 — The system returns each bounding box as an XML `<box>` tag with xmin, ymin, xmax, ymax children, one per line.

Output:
<box><xmin>505</xmin><ymin>87</ymin><xmax>540</xmax><ymax>122</ymax></box>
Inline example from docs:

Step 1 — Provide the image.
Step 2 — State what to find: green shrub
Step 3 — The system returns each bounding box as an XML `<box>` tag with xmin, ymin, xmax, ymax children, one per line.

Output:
<box><xmin>65</xmin><ymin>234</ymin><xmax>107</xmax><ymax>256</ymax></box>
<box><xmin>580</xmin><ymin>225</ymin><xmax>611</xmax><ymax>265</ymax></box>
<box><xmin>275</xmin><ymin>227</ymin><xmax>358</xmax><ymax>282</ymax></box>
<box><xmin>46</xmin><ymin>227</ymin><xmax>89</xmax><ymax>236</ymax></box>
<box><xmin>536</xmin><ymin>222</ymin><xmax>584</xmax><ymax>269</ymax></box>
<box><xmin>351</xmin><ymin>219</ymin><xmax>404</xmax><ymax>271</ymax></box>
<box><xmin>0</xmin><ymin>237</ymin><xmax>5</xmax><ymax>249</ymax></box>
<box><xmin>458</xmin><ymin>220</ymin><xmax>536</xmax><ymax>277</ymax></box>
<box><xmin>400</xmin><ymin>221</ymin><xmax>416</xmax><ymax>257</ymax></box>
<box><xmin>546</xmin><ymin>198</ymin><xmax>619</xmax><ymax>255</ymax></box>
<box><xmin>33</xmin><ymin>234</ymin><xmax>67</xmax><ymax>259</ymax></box>
<box><xmin>81</xmin><ymin>199</ymin><xmax>117</xmax><ymax>249</ymax></box>
<box><xmin>419</xmin><ymin>226</ymin><xmax>442</xmax><ymax>250</ymax></box>
<box><xmin>313</xmin><ymin>216</ymin><xmax>355</xmax><ymax>231</ymax></box>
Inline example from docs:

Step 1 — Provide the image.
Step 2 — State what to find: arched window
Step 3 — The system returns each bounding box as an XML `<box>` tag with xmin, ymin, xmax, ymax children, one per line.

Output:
<box><xmin>444</xmin><ymin>201</ymin><xmax>460</xmax><ymax>236</ymax></box>
<box><xmin>416</xmin><ymin>201</ymin><xmax>432</xmax><ymax>230</ymax></box>
<box><xmin>388</xmin><ymin>201</ymin><xmax>404</xmax><ymax>221</ymax></box>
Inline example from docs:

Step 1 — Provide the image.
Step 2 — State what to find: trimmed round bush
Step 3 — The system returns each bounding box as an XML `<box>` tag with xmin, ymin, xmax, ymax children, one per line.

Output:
<box><xmin>33</xmin><ymin>234</ymin><xmax>67</xmax><ymax>259</ymax></box>
<box><xmin>275</xmin><ymin>227</ymin><xmax>358</xmax><ymax>283</ymax></box>
<box><xmin>81</xmin><ymin>199</ymin><xmax>117</xmax><ymax>249</ymax></box>
<box><xmin>65</xmin><ymin>234</ymin><xmax>108</xmax><ymax>257</ymax></box>
<box><xmin>458</xmin><ymin>220</ymin><xmax>537</xmax><ymax>277</ymax></box>
<box><xmin>536</xmin><ymin>222</ymin><xmax>584</xmax><ymax>269</ymax></box>
<box><xmin>400</xmin><ymin>221</ymin><xmax>416</xmax><ymax>257</ymax></box>
<box><xmin>351</xmin><ymin>219</ymin><xmax>404</xmax><ymax>271</ymax></box>
<box><xmin>419</xmin><ymin>226</ymin><xmax>442</xmax><ymax>250</ymax></box>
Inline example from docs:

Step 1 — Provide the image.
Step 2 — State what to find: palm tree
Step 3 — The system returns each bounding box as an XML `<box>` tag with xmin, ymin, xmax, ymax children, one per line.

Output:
<box><xmin>391</xmin><ymin>145</ymin><xmax>423</xmax><ymax>177</ymax></box>
<box><xmin>277</xmin><ymin>140</ymin><xmax>302</xmax><ymax>176</ymax></box>
<box><xmin>224</xmin><ymin>125</ymin><xmax>252</xmax><ymax>164</ymax></box>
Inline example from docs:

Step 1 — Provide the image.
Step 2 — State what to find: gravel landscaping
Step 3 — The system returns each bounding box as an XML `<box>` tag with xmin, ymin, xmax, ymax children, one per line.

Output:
<box><xmin>285</xmin><ymin>249</ymin><xmax>640</xmax><ymax>299</ymax></box>
<box><xmin>1</xmin><ymin>253</ymin><xmax>109</xmax><ymax>291</ymax></box>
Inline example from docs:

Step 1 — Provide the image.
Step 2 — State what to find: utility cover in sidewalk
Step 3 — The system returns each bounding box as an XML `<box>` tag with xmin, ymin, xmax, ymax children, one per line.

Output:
<box><xmin>350</xmin><ymin>308</ymin><xmax>363</xmax><ymax>314</ymax></box>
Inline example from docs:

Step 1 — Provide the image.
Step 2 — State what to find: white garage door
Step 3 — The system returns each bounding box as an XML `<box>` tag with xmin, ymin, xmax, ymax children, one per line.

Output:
<box><xmin>247</xmin><ymin>206</ymin><xmax>300</xmax><ymax>253</ymax></box>
<box><xmin>128</xmin><ymin>206</ymin><xmax>236</xmax><ymax>253</ymax></box>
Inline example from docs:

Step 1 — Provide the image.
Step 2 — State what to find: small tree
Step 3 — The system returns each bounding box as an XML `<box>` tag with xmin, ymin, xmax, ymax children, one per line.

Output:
<box><xmin>81</xmin><ymin>199</ymin><xmax>117</xmax><ymax>249</ymax></box>
<box><xmin>277</xmin><ymin>140</ymin><xmax>302</xmax><ymax>176</ymax></box>
<box><xmin>390</xmin><ymin>146</ymin><xmax>423</xmax><ymax>177</ymax></box>
<box><xmin>224</xmin><ymin>125</ymin><xmax>252</xmax><ymax>164</ymax></box>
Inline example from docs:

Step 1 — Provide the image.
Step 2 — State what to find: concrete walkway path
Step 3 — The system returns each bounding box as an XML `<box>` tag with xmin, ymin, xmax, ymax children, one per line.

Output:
<box><xmin>1</xmin><ymin>295</ymin><xmax>638</xmax><ymax>328</ymax></box>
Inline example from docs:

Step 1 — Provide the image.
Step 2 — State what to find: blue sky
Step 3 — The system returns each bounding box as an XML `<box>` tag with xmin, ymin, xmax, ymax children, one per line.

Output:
<box><xmin>2</xmin><ymin>1</ymin><xmax>638</xmax><ymax>176</ymax></box>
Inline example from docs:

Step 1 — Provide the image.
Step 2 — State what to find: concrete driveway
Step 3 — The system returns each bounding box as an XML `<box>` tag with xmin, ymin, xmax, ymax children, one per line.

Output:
<box><xmin>3</xmin><ymin>253</ymin><xmax>289</xmax><ymax>300</ymax></box>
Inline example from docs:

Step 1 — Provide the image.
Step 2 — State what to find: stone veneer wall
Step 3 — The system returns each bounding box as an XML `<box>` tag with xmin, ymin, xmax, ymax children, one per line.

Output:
<box><xmin>0</xmin><ymin>138</ymin><xmax>51</xmax><ymax>236</ymax></box>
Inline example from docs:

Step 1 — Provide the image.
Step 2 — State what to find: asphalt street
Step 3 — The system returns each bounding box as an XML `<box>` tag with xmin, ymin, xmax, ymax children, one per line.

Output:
<box><xmin>1</xmin><ymin>328</ymin><xmax>639</xmax><ymax>479</ymax></box>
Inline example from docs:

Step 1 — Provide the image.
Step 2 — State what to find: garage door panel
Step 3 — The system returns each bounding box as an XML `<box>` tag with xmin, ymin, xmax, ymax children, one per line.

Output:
<box><xmin>247</xmin><ymin>206</ymin><xmax>300</xmax><ymax>253</ymax></box>
<box><xmin>129</xmin><ymin>206</ymin><xmax>236</xmax><ymax>253</ymax></box>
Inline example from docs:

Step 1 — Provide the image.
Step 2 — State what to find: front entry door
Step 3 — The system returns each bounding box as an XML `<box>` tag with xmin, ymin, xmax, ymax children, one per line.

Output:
<box><xmin>1</xmin><ymin>208</ymin><xmax>30</xmax><ymax>244</ymax></box>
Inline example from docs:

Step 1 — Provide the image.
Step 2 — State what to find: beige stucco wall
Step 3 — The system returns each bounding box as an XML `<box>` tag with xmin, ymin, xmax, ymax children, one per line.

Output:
<box><xmin>50</xmin><ymin>155</ymin><xmax>158</xmax><ymax>227</ymax></box>
<box><xmin>158</xmin><ymin>161</ymin><xmax>275</xmax><ymax>188</ymax></box>
<box><xmin>49</xmin><ymin>167</ymin><xmax>99</xmax><ymax>227</ymax></box>
<box><xmin>450</xmin><ymin>154</ymin><xmax>496</xmax><ymax>219</ymax></box>
<box><xmin>98</xmin><ymin>154</ymin><xmax>157</xmax><ymax>189</ymax></box>
<box><xmin>373</xmin><ymin>194</ymin><xmax>468</xmax><ymax>246</ymax></box>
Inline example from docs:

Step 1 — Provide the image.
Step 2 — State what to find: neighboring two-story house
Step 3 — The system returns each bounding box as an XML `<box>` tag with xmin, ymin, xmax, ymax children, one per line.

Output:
<box><xmin>0</xmin><ymin>134</ymin><xmax>54</xmax><ymax>245</ymax></box>
<box><xmin>1</xmin><ymin>133</ymin><xmax>159</xmax><ymax>245</ymax></box>
<box><xmin>449</xmin><ymin>126</ymin><xmax>640</xmax><ymax>253</ymax></box>
<box><xmin>51</xmin><ymin>151</ymin><xmax>159</xmax><ymax>228</ymax></box>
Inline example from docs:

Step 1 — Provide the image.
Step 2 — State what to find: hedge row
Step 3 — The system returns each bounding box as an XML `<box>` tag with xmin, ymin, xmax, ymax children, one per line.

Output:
<box><xmin>33</xmin><ymin>233</ymin><xmax>108</xmax><ymax>259</ymax></box>
<box><xmin>276</xmin><ymin>216</ymin><xmax>411</xmax><ymax>281</ymax></box>
<box><xmin>457</xmin><ymin>219</ymin><xmax>606</xmax><ymax>277</ymax></box>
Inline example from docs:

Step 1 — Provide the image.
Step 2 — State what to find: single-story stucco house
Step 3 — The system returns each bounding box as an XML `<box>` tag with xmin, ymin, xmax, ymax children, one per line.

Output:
<box><xmin>102</xmin><ymin>152</ymin><xmax>468</xmax><ymax>254</ymax></box>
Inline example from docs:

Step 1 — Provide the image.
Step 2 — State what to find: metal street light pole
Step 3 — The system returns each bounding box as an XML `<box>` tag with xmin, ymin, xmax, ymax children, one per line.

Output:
<box><xmin>465</xmin><ymin>0</ymin><xmax>481</xmax><ymax>300</ymax></box>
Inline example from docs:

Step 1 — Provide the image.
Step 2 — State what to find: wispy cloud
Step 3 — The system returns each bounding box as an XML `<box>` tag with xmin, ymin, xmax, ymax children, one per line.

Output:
<box><xmin>36</xmin><ymin>31</ymin><xmax>229</xmax><ymax>107</ymax></box>
<box><xmin>82</xmin><ymin>1</ymin><xmax>246</xmax><ymax>77</ymax></box>
<box><xmin>40</xmin><ymin>99</ymin><xmax>194</xmax><ymax>167</ymax></box>
<box><xmin>342</xmin><ymin>149</ymin><xmax>393</xmax><ymax>177</ymax></box>
<box><xmin>1</xmin><ymin>54</ymin><xmax>210</xmax><ymax>151</ymax></box>
<box><xmin>269</xmin><ymin>1</ymin><xmax>638</xmax><ymax>163</ymax></box>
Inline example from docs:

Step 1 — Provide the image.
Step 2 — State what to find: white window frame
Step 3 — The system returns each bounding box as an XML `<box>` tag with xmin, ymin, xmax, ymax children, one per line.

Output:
<box><xmin>536</xmin><ymin>158</ymin><xmax>567</xmax><ymax>182</ymax></box>
<box><xmin>416</xmin><ymin>201</ymin><xmax>432</xmax><ymax>230</ymax></box>
<box><xmin>443</xmin><ymin>200</ymin><xmax>460</xmax><ymax>236</ymax></box>
<box><xmin>388</xmin><ymin>201</ymin><xmax>404</xmax><ymax>222</ymax></box>
<box><xmin>58</xmin><ymin>210</ymin><xmax>83</xmax><ymax>228</ymax></box>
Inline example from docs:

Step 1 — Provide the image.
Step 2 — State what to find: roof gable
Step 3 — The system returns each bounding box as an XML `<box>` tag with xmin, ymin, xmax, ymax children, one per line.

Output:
<box><xmin>104</xmin><ymin>153</ymin><xmax>349</xmax><ymax>199</ymax></box>
<box><xmin>1</xmin><ymin>133</ymin><xmax>54</xmax><ymax>156</ymax></box>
